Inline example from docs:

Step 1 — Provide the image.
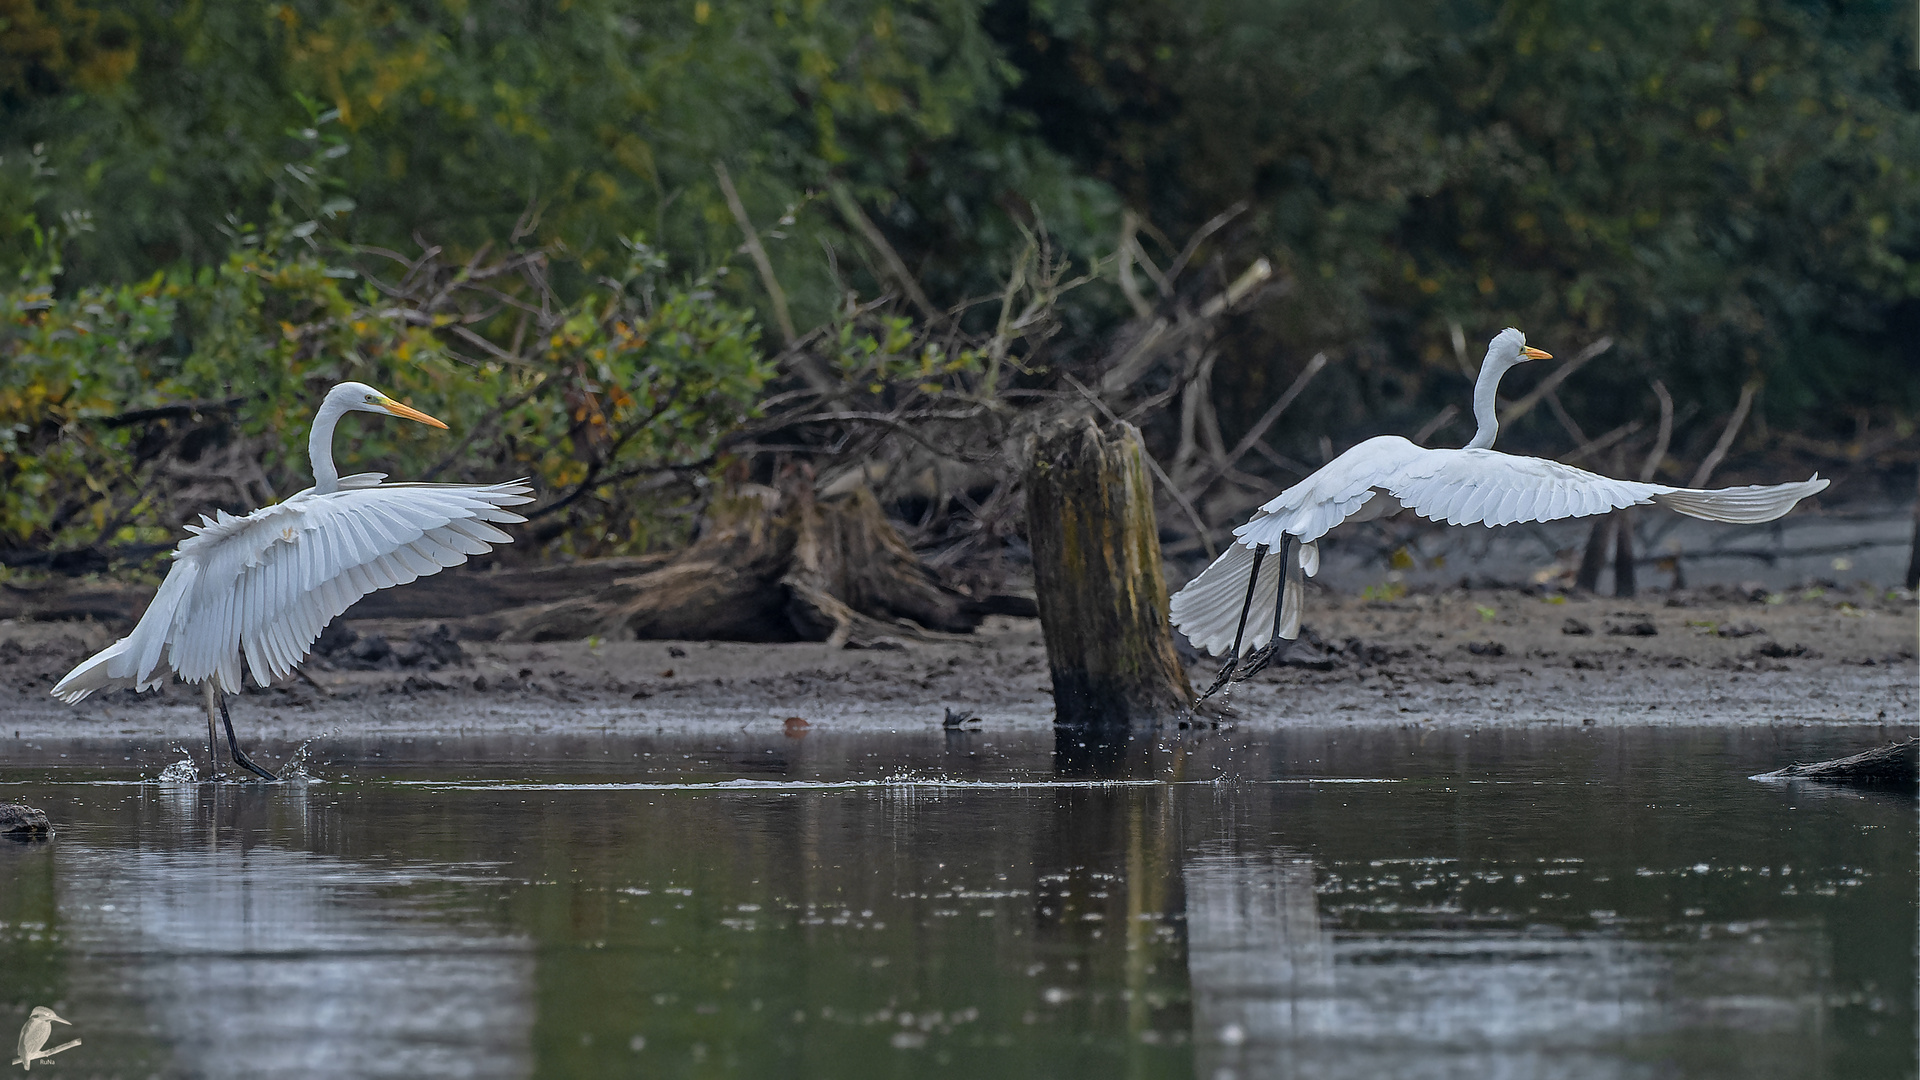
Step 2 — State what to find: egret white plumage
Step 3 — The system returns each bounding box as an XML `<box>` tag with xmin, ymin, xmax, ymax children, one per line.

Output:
<box><xmin>50</xmin><ymin>382</ymin><xmax>533</xmax><ymax>779</ymax></box>
<box><xmin>1171</xmin><ymin>328</ymin><xmax>1828</xmax><ymax>693</ymax></box>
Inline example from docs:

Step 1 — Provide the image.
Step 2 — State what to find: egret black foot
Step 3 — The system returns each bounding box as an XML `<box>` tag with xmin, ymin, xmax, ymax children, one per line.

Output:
<box><xmin>1234</xmin><ymin>642</ymin><xmax>1279</xmax><ymax>682</ymax></box>
<box><xmin>1198</xmin><ymin>655</ymin><xmax>1238</xmax><ymax>701</ymax></box>
<box><xmin>218</xmin><ymin>698</ymin><xmax>278</xmax><ymax>782</ymax></box>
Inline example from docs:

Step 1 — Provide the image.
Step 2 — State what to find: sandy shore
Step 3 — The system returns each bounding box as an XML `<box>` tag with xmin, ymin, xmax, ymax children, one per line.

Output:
<box><xmin>1</xmin><ymin>581</ymin><xmax>1912</xmax><ymax>742</ymax></box>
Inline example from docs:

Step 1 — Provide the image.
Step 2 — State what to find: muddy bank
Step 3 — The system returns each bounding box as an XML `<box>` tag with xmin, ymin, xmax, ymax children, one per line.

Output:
<box><xmin>0</xmin><ymin>586</ymin><xmax>1912</xmax><ymax>740</ymax></box>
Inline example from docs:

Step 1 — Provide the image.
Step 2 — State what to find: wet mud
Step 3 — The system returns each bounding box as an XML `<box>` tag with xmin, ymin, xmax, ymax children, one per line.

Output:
<box><xmin>0</xmin><ymin>586</ymin><xmax>1912</xmax><ymax>741</ymax></box>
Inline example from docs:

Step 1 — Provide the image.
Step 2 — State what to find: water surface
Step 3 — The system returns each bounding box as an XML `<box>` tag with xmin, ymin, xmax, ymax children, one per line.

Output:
<box><xmin>1</xmin><ymin>723</ymin><xmax>1913</xmax><ymax>1078</ymax></box>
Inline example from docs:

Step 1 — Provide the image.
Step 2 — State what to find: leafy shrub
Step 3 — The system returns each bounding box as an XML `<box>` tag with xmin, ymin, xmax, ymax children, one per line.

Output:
<box><xmin>0</xmin><ymin>230</ymin><xmax>770</xmax><ymax>564</ymax></box>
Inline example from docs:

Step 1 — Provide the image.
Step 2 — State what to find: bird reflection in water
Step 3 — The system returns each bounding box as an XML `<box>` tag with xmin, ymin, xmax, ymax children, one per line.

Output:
<box><xmin>1183</xmin><ymin>852</ymin><xmax>1832</xmax><ymax>1079</ymax></box>
<box><xmin>51</xmin><ymin>784</ymin><xmax>534</xmax><ymax>1079</ymax></box>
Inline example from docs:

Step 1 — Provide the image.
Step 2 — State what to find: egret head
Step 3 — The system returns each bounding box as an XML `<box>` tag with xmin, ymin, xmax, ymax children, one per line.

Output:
<box><xmin>1486</xmin><ymin>327</ymin><xmax>1552</xmax><ymax>370</ymax></box>
<box><xmin>29</xmin><ymin>1007</ymin><xmax>69</xmax><ymax>1025</ymax></box>
<box><xmin>329</xmin><ymin>381</ymin><xmax>448</xmax><ymax>429</ymax></box>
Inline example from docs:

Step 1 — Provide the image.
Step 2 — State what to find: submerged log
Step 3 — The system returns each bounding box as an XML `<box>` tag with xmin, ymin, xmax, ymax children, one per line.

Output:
<box><xmin>1024</xmin><ymin>417</ymin><xmax>1193</xmax><ymax>730</ymax></box>
<box><xmin>1754</xmin><ymin>738</ymin><xmax>1918</xmax><ymax>785</ymax></box>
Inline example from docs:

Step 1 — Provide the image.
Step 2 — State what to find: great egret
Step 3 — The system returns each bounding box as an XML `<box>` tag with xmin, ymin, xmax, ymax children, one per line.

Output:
<box><xmin>50</xmin><ymin>382</ymin><xmax>533</xmax><ymax>779</ymax></box>
<box><xmin>1171</xmin><ymin>328</ymin><xmax>1827</xmax><ymax>690</ymax></box>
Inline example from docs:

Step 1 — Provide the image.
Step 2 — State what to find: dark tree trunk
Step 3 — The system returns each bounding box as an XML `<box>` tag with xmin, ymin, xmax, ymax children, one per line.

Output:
<box><xmin>1906</xmin><ymin>470</ymin><xmax>1919</xmax><ymax>591</ymax></box>
<box><xmin>1613</xmin><ymin>509</ymin><xmax>1637</xmax><ymax>598</ymax></box>
<box><xmin>1023</xmin><ymin>416</ymin><xmax>1193</xmax><ymax>730</ymax></box>
<box><xmin>1574</xmin><ymin>514</ymin><xmax>1614</xmax><ymax>593</ymax></box>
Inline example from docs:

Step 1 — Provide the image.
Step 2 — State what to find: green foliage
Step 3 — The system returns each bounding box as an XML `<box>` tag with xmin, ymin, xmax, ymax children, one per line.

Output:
<box><xmin>4</xmin><ymin>0</ymin><xmax>1918</xmax><ymax>573</ymax></box>
<box><xmin>1</xmin><ymin>0</ymin><xmax>1111</xmax><ymax>328</ymax></box>
<box><xmin>0</xmin><ymin>224</ymin><xmax>771</xmax><ymax>559</ymax></box>
<box><xmin>1000</xmin><ymin>0</ymin><xmax>1920</xmax><ymax>444</ymax></box>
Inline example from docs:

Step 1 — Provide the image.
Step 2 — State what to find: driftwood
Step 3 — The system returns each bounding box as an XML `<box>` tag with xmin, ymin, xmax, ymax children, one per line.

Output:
<box><xmin>1</xmin><ymin>485</ymin><xmax>1031</xmax><ymax>646</ymax></box>
<box><xmin>490</xmin><ymin>483</ymin><xmax>1007</xmax><ymax>644</ymax></box>
<box><xmin>1753</xmin><ymin>739</ymin><xmax>1918</xmax><ymax>785</ymax></box>
<box><xmin>1024</xmin><ymin>417</ymin><xmax>1193</xmax><ymax>730</ymax></box>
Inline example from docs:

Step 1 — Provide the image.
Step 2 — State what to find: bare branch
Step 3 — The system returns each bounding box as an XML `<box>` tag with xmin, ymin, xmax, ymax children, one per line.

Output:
<box><xmin>1558</xmin><ymin>420</ymin><xmax>1644</xmax><ymax>465</ymax></box>
<box><xmin>1500</xmin><ymin>336</ymin><xmax>1613</xmax><ymax>426</ymax></box>
<box><xmin>1639</xmin><ymin>380</ymin><xmax>1674</xmax><ymax>482</ymax></box>
<box><xmin>1186</xmin><ymin>351</ymin><xmax>1330</xmax><ymax>492</ymax></box>
<box><xmin>1412</xmin><ymin>404</ymin><xmax>1459</xmax><ymax>447</ymax></box>
<box><xmin>1544</xmin><ymin>389</ymin><xmax>1588</xmax><ymax>447</ymax></box>
<box><xmin>829</xmin><ymin>182</ymin><xmax>940</xmax><ymax>324</ymax></box>
<box><xmin>1164</xmin><ymin>200</ymin><xmax>1248</xmax><ymax>284</ymax></box>
<box><xmin>714</xmin><ymin>161</ymin><xmax>798</xmax><ymax>347</ymax></box>
<box><xmin>1688</xmin><ymin>381</ymin><xmax>1759</xmax><ymax>488</ymax></box>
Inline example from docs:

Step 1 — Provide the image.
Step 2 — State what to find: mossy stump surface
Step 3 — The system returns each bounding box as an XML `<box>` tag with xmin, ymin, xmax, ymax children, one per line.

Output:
<box><xmin>1024</xmin><ymin>417</ymin><xmax>1192</xmax><ymax>730</ymax></box>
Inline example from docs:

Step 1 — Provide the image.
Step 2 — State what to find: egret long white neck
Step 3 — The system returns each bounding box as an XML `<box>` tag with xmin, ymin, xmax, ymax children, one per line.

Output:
<box><xmin>1464</xmin><ymin>359</ymin><xmax>1514</xmax><ymax>450</ymax></box>
<box><xmin>308</xmin><ymin>397</ymin><xmax>350</xmax><ymax>495</ymax></box>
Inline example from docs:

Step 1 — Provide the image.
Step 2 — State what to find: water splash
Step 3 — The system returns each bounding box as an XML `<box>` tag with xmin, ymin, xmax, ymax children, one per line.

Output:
<box><xmin>275</xmin><ymin>737</ymin><xmax>328</xmax><ymax>785</ymax></box>
<box><xmin>156</xmin><ymin>747</ymin><xmax>199</xmax><ymax>785</ymax></box>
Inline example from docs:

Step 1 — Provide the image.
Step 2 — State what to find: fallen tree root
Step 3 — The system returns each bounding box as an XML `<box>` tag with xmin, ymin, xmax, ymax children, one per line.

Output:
<box><xmin>492</xmin><ymin>483</ymin><xmax>1001</xmax><ymax>644</ymax></box>
<box><xmin>1753</xmin><ymin>738</ymin><xmax>1917</xmax><ymax>785</ymax></box>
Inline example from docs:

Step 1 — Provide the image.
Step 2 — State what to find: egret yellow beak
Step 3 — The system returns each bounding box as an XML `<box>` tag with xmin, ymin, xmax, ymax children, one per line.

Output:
<box><xmin>380</xmin><ymin>398</ymin><xmax>449</xmax><ymax>429</ymax></box>
<box><xmin>1522</xmin><ymin>346</ymin><xmax>1553</xmax><ymax>360</ymax></box>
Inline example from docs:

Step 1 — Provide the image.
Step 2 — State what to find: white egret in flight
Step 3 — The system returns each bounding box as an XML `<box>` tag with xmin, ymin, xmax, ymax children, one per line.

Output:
<box><xmin>1171</xmin><ymin>328</ymin><xmax>1827</xmax><ymax>693</ymax></box>
<box><xmin>50</xmin><ymin>382</ymin><xmax>533</xmax><ymax>779</ymax></box>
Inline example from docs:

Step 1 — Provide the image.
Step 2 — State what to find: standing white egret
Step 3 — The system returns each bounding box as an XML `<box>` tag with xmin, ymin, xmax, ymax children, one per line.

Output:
<box><xmin>1172</xmin><ymin>328</ymin><xmax>1828</xmax><ymax>693</ymax></box>
<box><xmin>50</xmin><ymin>382</ymin><xmax>533</xmax><ymax>779</ymax></box>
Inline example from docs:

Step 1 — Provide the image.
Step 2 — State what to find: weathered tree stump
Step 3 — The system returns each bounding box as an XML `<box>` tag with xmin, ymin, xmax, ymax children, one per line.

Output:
<box><xmin>1024</xmin><ymin>417</ymin><xmax>1193</xmax><ymax>730</ymax></box>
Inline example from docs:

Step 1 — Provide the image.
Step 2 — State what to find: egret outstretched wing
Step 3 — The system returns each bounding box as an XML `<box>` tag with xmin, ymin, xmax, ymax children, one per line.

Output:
<box><xmin>51</xmin><ymin>477</ymin><xmax>531</xmax><ymax>702</ymax></box>
<box><xmin>1234</xmin><ymin>443</ymin><xmax>1827</xmax><ymax>549</ymax></box>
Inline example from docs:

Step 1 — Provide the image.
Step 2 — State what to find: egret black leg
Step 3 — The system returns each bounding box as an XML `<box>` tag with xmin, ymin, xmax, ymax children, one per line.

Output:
<box><xmin>216</xmin><ymin>692</ymin><xmax>278</xmax><ymax>781</ymax></box>
<box><xmin>1198</xmin><ymin>544</ymin><xmax>1268</xmax><ymax>701</ymax></box>
<box><xmin>1235</xmin><ymin>535</ymin><xmax>1298</xmax><ymax>682</ymax></box>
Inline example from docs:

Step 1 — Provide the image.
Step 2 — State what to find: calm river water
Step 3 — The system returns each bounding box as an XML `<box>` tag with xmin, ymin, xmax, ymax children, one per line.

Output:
<box><xmin>0</xmin><ymin>723</ymin><xmax>1913</xmax><ymax>1079</ymax></box>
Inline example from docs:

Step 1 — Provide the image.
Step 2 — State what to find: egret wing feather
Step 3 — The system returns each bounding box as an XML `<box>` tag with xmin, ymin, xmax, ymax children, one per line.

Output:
<box><xmin>50</xmin><ymin>479</ymin><xmax>532</xmax><ymax>702</ymax></box>
<box><xmin>1234</xmin><ymin>436</ymin><xmax>1425</xmax><ymax>548</ymax></box>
